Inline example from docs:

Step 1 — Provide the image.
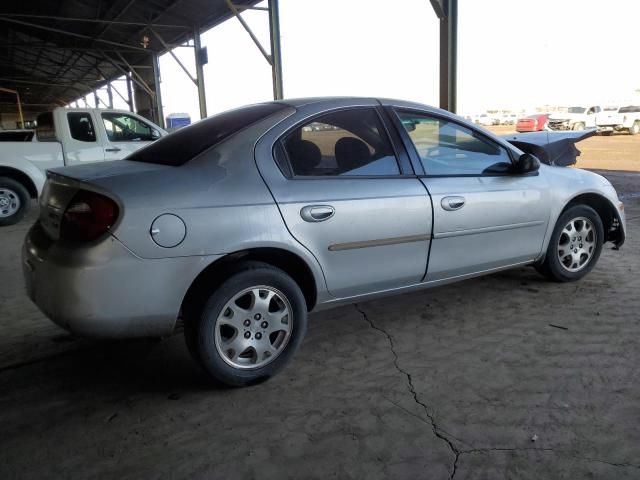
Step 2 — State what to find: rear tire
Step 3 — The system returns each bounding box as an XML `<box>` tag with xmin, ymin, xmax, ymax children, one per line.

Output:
<box><xmin>536</xmin><ymin>205</ymin><xmax>604</xmax><ymax>282</ymax></box>
<box><xmin>629</xmin><ymin>122</ymin><xmax>639</xmax><ymax>135</ymax></box>
<box><xmin>0</xmin><ymin>177</ymin><xmax>30</xmax><ymax>226</ymax></box>
<box><xmin>573</xmin><ymin>122</ymin><xmax>585</xmax><ymax>131</ymax></box>
<box><xmin>184</xmin><ymin>261</ymin><xmax>308</xmax><ymax>387</ymax></box>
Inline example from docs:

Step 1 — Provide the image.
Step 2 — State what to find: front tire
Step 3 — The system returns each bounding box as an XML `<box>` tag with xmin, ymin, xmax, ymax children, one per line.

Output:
<box><xmin>0</xmin><ymin>177</ymin><xmax>30</xmax><ymax>226</ymax></box>
<box><xmin>536</xmin><ymin>205</ymin><xmax>604</xmax><ymax>282</ymax></box>
<box><xmin>184</xmin><ymin>262</ymin><xmax>308</xmax><ymax>387</ymax></box>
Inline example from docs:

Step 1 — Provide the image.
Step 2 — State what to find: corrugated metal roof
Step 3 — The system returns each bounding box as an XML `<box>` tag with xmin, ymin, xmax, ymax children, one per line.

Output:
<box><xmin>0</xmin><ymin>0</ymin><xmax>259</xmax><ymax>115</ymax></box>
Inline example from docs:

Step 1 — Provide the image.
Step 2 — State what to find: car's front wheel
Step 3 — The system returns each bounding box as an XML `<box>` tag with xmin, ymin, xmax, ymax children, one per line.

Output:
<box><xmin>536</xmin><ymin>205</ymin><xmax>604</xmax><ymax>282</ymax></box>
<box><xmin>185</xmin><ymin>262</ymin><xmax>308</xmax><ymax>387</ymax></box>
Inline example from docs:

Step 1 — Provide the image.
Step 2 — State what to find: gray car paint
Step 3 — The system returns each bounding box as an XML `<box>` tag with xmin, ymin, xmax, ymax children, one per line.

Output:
<box><xmin>23</xmin><ymin>97</ymin><xmax>626</xmax><ymax>338</ymax></box>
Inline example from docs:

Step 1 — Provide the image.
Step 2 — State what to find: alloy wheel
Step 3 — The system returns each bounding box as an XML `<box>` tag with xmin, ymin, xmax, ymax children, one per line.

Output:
<box><xmin>557</xmin><ymin>217</ymin><xmax>597</xmax><ymax>272</ymax></box>
<box><xmin>214</xmin><ymin>285</ymin><xmax>293</xmax><ymax>369</ymax></box>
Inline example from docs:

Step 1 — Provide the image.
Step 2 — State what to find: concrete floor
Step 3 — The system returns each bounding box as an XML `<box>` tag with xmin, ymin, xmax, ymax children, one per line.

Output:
<box><xmin>1</xmin><ymin>174</ymin><xmax>639</xmax><ymax>479</ymax></box>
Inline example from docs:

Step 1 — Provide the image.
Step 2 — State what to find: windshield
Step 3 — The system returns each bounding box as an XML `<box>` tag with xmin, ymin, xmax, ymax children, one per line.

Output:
<box><xmin>568</xmin><ymin>107</ymin><xmax>586</xmax><ymax>114</ymax></box>
<box><xmin>127</xmin><ymin>103</ymin><xmax>288</xmax><ymax>166</ymax></box>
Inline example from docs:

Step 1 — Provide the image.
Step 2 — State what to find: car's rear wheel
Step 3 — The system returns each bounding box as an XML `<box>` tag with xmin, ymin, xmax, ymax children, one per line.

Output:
<box><xmin>629</xmin><ymin>121</ymin><xmax>639</xmax><ymax>135</ymax></box>
<box><xmin>536</xmin><ymin>205</ymin><xmax>604</xmax><ymax>282</ymax></box>
<box><xmin>573</xmin><ymin>122</ymin><xmax>585</xmax><ymax>131</ymax></box>
<box><xmin>0</xmin><ymin>177</ymin><xmax>29</xmax><ymax>226</ymax></box>
<box><xmin>184</xmin><ymin>262</ymin><xmax>307</xmax><ymax>387</ymax></box>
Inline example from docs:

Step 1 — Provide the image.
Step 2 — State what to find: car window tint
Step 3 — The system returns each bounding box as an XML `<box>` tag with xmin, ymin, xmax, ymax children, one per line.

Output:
<box><xmin>128</xmin><ymin>103</ymin><xmax>287</xmax><ymax>166</ymax></box>
<box><xmin>396</xmin><ymin>111</ymin><xmax>512</xmax><ymax>176</ymax></box>
<box><xmin>102</xmin><ymin>113</ymin><xmax>158</xmax><ymax>142</ymax></box>
<box><xmin>283</xmin><ymin>108</ymin><xmax>400</xmax><ymax>177</ymax></box>
<box><xmin>67</xmin><ymin>112</ymin><xmax>96</xmax><ymax>142</ymax></box>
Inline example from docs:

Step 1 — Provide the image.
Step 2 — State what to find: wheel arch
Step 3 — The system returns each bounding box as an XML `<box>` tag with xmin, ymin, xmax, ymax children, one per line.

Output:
<box><xmin>0</xmin><ymin>167</ymin><xmax>38</xmax><ymax>198</ymax></box>
<box><xmin>562</xmin><ymin>192</ymin><xmax>623</xmax><ymax>245</ymax></box>
<box><xmin>181</xmin><ymin>247</ymin><xmax>319</xmax><ymax>323</ymax></box>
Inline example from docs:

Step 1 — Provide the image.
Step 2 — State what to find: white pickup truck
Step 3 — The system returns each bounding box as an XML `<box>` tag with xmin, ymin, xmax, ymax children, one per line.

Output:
<box><xmin>548</xmin><ymin>105</ymin><xmax>602</xmax><ymax>131</ymax></box>
<box><xmin>0</xmin><ymin>108</ymin><xmax>166</xmax><ymax>225</ymax></box>
<box><xmin>596</xmin><ymin>105</ymin><xmax>640</xmax><ymax>136</ymax></box>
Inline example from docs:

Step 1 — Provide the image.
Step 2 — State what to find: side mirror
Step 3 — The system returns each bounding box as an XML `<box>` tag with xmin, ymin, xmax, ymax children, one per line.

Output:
<box><xmin>514</xmin><ymin>153</ymin><xmax>540</xmax><ymax>174</ymax></box>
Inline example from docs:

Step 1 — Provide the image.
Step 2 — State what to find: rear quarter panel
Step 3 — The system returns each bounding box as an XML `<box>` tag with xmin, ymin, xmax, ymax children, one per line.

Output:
<box><xmin>0</xmin><ymin>142</ymin><xmax>63</xmax><ymax>194</ymax></box>
<box><xmin>88</xmin><ymin>107</ymin><xmax>329</xmax><ymax>301</ymax></box>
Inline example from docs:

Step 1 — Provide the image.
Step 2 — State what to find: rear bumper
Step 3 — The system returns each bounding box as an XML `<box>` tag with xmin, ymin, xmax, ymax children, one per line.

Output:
<box><xmin>22</xmin><ymin>223</ymin><xmax>221</xmax><ymax>338</ymax></box>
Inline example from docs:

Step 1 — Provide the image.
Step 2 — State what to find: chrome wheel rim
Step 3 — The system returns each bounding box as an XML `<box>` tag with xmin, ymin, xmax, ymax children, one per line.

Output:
<box><xmin>214</xmin><ymin>285</ymin><xmax>293</xmax><ymax>370</ymax></box>
<box><xmin>0</xmin><ymin>188</ymin><xmax>20</xmax><ymax>218</ymax></box>
<box><xmin>557</xmin><ymin>217</ymin><xmax>597</xmax><ymax>272</ymax></box>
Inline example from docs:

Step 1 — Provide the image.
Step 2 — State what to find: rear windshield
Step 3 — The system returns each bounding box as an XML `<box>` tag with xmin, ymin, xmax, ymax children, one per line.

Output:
<box><xmin>568</xmin><ymin>107</ymin><xmax>586</xmax><ymax>114</ymax></box>
<box><xmin>127</xmin><ymin>103</ymin><xmax>288</xmax><ymax>166</ymax></box>
<box><xmin>619</xmin><ymin>106</ymin><xmax>640</xmax><ymax>113</ymax></box>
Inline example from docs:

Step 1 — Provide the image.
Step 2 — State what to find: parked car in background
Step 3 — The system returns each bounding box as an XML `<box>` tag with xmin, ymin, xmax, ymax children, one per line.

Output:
<box><xmin>23</xmin><ymin>97</ymin><xmax>626</xmax><ymax>387</ymax></box>
<box><xmin>476</xmin><ymin>113</ymin><xmax>498</xmax><ymax>126</ymax></box>
<box><xmin>0</xmin><ymin>107</ymin><xmax>166</xmax><ymax>225</ymax></box>
<box><xmin>516</xmin><ymin>114</ymin><xmax>549</xmax><ymax>132</ymax></box>
<box><xmin>0</xmin><ymin>129</ymin><xmax>35</xmax><ymax>142</ymax></box>
<box><xmin>502</xmin><ymin>113</ymin><xmax>518</xmax><ymax>125</ymax></box>
<box><xmin>596</xmin><ymin>105</ymin><xmax>640</xmax><ymax>135</ymax></box>
<box><xmin>548</xmin><ymin>106</ymin><xmax>601</xmax><ymax>131</ymax></box>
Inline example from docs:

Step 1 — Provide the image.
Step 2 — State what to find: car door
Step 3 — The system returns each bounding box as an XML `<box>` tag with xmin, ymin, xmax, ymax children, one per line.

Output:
<box><xmin>99</xmin><ymin>111</ymin><xmax>162</xmax><ymax>160</ymax></box>
<box><xmin>263</xmin><ymin>106</ymin><xmax>432</xmax><ymax>298</ymax></box>
<box><xmin>63</xmin><ymin>111</ymin><xmax>105</xmax><ymax>165</ymax></box>
<box><xmin>585</xmin><ymin>106</ymin><xmax>600</xmax><ymax>128</ymax></box>
<box><xmin>389</xmin><ymin>107</ymin><xmax>551</xmax><ymax>282</ymax></box>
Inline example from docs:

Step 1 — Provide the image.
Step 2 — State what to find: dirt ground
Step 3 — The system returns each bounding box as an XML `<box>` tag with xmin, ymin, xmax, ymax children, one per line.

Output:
<box><xmin>1</xmin><ymin>141</ymin><xmax>639</xmax><ymax>478</ymax></box>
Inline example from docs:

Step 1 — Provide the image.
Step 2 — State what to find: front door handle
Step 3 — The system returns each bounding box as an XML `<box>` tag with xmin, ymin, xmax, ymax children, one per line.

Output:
<box><xmin>105</xmin><ymin>147</ymin><xmax>121</xmax><ymax>152</ymax></box>
<box><xmin>300</xmin><ymin>205</ymin><xmax>335</xmax><ymax>222</ymax></box>
<box><xmin>441</xmin><ymin>196</ymin><xmax>465</xmax><ymax>211</ymax></box>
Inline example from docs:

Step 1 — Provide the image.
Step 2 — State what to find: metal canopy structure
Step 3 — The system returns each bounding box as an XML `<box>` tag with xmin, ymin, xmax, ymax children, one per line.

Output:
<box><xmin>0</xmin><ymin>0</ymin><xmax>457</xmax><ymax>127</ymax></box>
<box><xmin>0</xmin><ymin>0</ymin><xmax>274</xmax><ymax>125</ymax></box>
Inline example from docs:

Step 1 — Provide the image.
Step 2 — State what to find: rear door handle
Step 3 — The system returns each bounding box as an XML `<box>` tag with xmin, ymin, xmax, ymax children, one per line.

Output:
<box><xmin>441</xmin><ymin>196</ymin><xmax>465</xmax><ymax>211</ymax></box>
<box><xmin>105</xmin><ymin>147</ymin><xmax>121</xmax><ymax>152</ymax></box>
<box><xmin>300</xmin><ymin>205</ymin><xmax>335</xmax><ymax>222</ymax></box>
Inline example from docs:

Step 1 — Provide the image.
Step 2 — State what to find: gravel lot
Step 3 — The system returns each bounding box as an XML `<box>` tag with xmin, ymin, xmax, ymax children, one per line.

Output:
<box><xmin>1</xmin><ymin>147</ymin><xmax>639</xmax><ymax>478</ymax></box>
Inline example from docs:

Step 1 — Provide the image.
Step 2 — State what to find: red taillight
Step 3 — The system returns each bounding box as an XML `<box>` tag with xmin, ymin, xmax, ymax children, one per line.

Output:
<box><xmin>60</xmin><ymin>190</ymin><xmax>119</xmax><ymax>242</ymax></box>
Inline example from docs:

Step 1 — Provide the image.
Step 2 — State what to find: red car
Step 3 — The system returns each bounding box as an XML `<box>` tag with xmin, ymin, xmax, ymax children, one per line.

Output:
<box><xmin>516</xmin><ymin>114</ymin><xmax>549</xmax><ymax>132</ymax></box>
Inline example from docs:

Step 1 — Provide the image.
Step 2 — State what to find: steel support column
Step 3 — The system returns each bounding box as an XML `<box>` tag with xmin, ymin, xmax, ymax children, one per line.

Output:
<box><xmin>107</xmin><ymin>82</ymin><xmax>113</xmax><ymax>108</ymax></box>
<box><xmin>436</xmin><ymin>0</ymin><xmax>457</xmax><ymax>113</ymax></box>
<box><xmin>193</xmin><ymin>28</ymin><xmax>207</xmax><ymax>119</ymax></box>
<box><xmin>268</xmin><ymin>0</ymin><xmax>283</xmax><ymax>100</ymax></box>
<box><xmin>152</xmin><ymin>53</ymin><xmax>165</xmax><ymax>128</ymax></box>
<box><xmin>126</xmin><ymin>74</ymin><xmax>134</xmax><ymax>112</ymax></box>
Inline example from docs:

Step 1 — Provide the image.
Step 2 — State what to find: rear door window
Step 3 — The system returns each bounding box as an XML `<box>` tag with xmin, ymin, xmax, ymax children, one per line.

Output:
<box><xmin>282</xmin><ymin>108</ymin><xmax>400</xmax><ymax>177</ymax></box>
<box><xmin>67</xmin><ymin>112</ymin><xmax>96</xmax><ymax>142</ymax></box>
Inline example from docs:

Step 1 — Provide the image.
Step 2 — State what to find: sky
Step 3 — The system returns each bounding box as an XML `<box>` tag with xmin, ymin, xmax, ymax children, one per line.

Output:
<box><xmin>90</xmin><ymin>0</ymin><xmax>640</xmax><ymax>119</ymax></box>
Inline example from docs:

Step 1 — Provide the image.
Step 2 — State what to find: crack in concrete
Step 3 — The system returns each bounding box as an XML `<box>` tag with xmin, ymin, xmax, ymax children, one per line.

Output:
<box><xmin>355</xmin><ymin>304</ymin><xmax>461</xmax><ymax>479</ymax></box>
<box><xmin>355</xmin><ymin>303</ymin><xmax>640</xmax><ymax>479</ymax></box>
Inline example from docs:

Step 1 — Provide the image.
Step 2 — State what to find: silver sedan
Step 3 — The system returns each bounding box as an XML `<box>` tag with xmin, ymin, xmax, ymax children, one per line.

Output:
<box><xmin>23</xmin><ymin>98</ymin><xmax>626</xmax><ymax>386</ymax></box>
